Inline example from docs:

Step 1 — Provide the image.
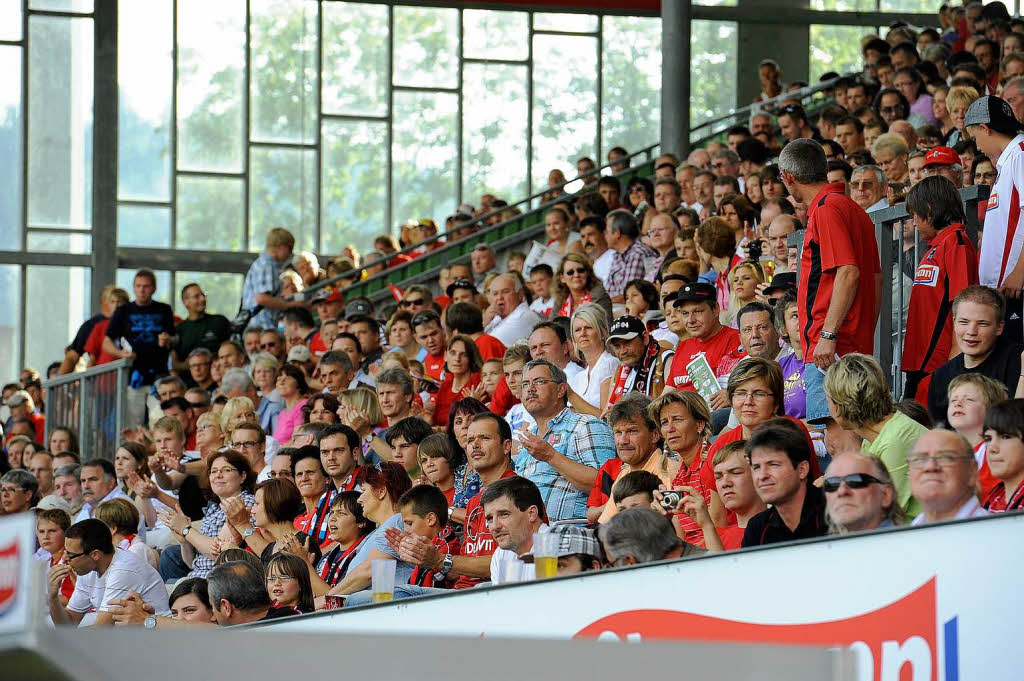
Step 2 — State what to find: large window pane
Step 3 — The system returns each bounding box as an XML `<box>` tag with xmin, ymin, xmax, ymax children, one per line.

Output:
<box><xmin>393</xmin><ymin>6</ymin><xmax>458</xmax><ymax>89</ymax></box>
<box><xmin>811</xmin><ymin>25</ymin><xmax>875</xmax><ymax>81</ymax></box>
<box><xmin>176</xmin><ymin>0</ymin><xmax>245</xmax><ymax>172</ymax></box>
<box><xmin>321</xmin><ymin>120</ymin><xmax>386</xmax><ymax>256</ymax></box>
<box><xmin>27</xmin><ymin>231</ymin><xmax>91</xmax><ymax>254</ymax></box>
<box><xmin>602</xmin><ymin>16</ymin><xmax>661</xmax><ymax>161</ymax></box>
<box><xmin>462</xmin><ymin>63</ymin><xmax>528</xmax><ymax>204</ymax></box>
<box><xmin>173</xmin><ymin>272</ymin><xmax>243</xmax><ymax>320</ymax></box>
<box><xmin>30</xmin><ymin>0</ymin><xmax>92</xmax><ymax>11</ymax></box>
<box><xmin>691</xmin><ymin>20</ymin><xmax>736</xmax><ymax>128</ymax></box>
<box><xmin>176</xmin><ymin>176</ymin><xmax>244</xmax><ymax>251</ymax></box>
<box><xmin>251</xmin><ymin>0</ymin><xmax>318</xmax><ymax>144</ymax></box>
<box><xmin>27</xmin><ymin>16</ymin><xmax>93</xmax><ymax>228</ymax></box>
<box><xmin>811</xmin><ymin>0</ymin><xmax>873</xmax><ymax>8</ymax></box>
<box><xmin>533</xmin><ymin>13</ymin><xmax>598</xmax><ymax>33</ymax></box>
<box><xmin>0</xmin><ymin>266</ymin><xmax>19</xmax><ymax>381</ymax></box>
<box><xmin>249</xmin><ymin>147</ymin><xmax>318</xmax><ymax>252</ymax></box>
<box><xmin>0</xmin><ymin>0</ymin><xmax>21</xmax><ymax>41</ymax></box>
<box><xmin>25</xmin><ymin>266</ymin><xmax>90</xmax><ymax>372</ymax></box>
<box><xmin>463</xmin><ymin>10</ymin><xmax>528</xmax><ymax>61</ymax></box>
<box><xmin>118</xmin><ymin>0</ymin><xmax>172</xmax><ymax>201</ymax></box>
<box><xmin>532</xmin><ymin>34</ymin><xmax>597</xmax><ymax>191</ymax></box>
<box><xmin>322</xmin><ymin>2</ymin><xmax>388</xmax><ymax>117</ymax></box>
<box><xmin>118</xmin><ymin>205</ymin><xmax>171</xmax><ymax>248</ymax></box>
<box><xmin>392</xmin><ymin>91</ymin><xmax>458</xmax><ymax>228</ymax></box>
<box><xmin>0</xmin><ymin>46</ymin><xmax>22</xmax><ymax>249</ymax></box>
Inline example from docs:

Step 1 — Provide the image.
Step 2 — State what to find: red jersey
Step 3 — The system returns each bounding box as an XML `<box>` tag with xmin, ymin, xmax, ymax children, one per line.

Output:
<box><xmin>434</xmin><ymin>295</ymin><xmax>452</xmax><ymax>310</ymax></box>
<box><xmin>798</xmin><ymin>183</ymin><xmax>880</xmax><ymax>359</ymax></box>
<box><xmin>474</xmin><ymin>334</ymin><xmax>507</xmax><ymax>362</ymax></box>
<box><xmin>975</xmin><ymin>441</ymin><xmax>1000</xmax><ymax>500</ymax></box>
<box><xmin>309</xmin><ymin>331</ymin><xmax>327</xmax><ymax>357</ymax></box>
<box><xmin>708</xmin><ymin>418</ymin><xmax>822</xmax><ymax>478</ymax></box>
<box><xmin>983</xmin><ymin>478</ymin><xmax>1024</xmax><ymax>512</ymax></box>
<box><xmin>716</xmin><ymin>524</ymin><xmax>745</xmax><ymax>551</ymax></box>
<box><xmin>454</xmin><ymin>469</ymin><xmax>517</xmax><ymax>589</ymax></box>
<box><xmin>423</xmin><ymin>353</ymin><xmax>445</xmax><ymax>381</ymax></box>
<box><xmin>83</xmin><ymin>319</ymin><xmax>118</xmax><ymax>365</ymax></box>
<box><xmin>901</xmin><ymin>224</ymin><xmax>978</xmax><ymax>374</ymax></box>
<box><xmin>432</xmin><ymin>373</ymin><xmax>481</xmax><ymax>427</ymax></box>
<box><xmin>587</xmin><ymin>457</ymin><xmax>625</xmax><ymax>509</ymax></box>
<box><xmin>670</xmin><ymin>447</ymin><xmax>718</xmax><ymax>546</ymax></box>
<box><xmin>666</xmin><ymin>325</ymin><xmax>745</xmax><ymax>392</ymax></box>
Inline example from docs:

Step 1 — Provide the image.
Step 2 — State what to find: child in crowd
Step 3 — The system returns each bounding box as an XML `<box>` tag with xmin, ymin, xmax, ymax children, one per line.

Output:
<box><xmin>395</xmin><ymin>485</ymin><xmax>460</xmax><ymax>588</ymax></box>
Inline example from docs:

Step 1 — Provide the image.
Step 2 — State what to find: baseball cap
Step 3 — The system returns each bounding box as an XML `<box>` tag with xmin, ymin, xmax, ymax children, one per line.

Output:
<box><xmin>607</xmin><ymin>315</ymin><xmax>647</xmax><ymax>342</ymax></box>
<box><xmin>287</xmin><ymin>345</ymin><xmax>313</xmax><ymax>363</ymax></box>
<box><xmin>675</xmin><ymin>281</ymin><xmax>717</xmax><ymax>304</ymax></box>
<box><xmin>922</xmin><ymin>146</ymin><xmax>961</xmax><ymax>168</ymax></box>
<box><xmin>311</xmin><ymin>288</ymin><xmax>344</xmax><ymax>304</ymax></box>
<box><xmin>446</xmin><ymin>278</ymin><xmax>478</xmax><ymax>298</ymax></box>
<box><xmin>963</xmin><ymin>95</ymin><xmax>1024</xmax><ymax>136</ymax></box>
<box><xmin>521</xmin><ymin>525</ymin><xmax>602</xmax><ymax>563</ymax></box>
<box><xmin>36</xmin><ymin>494</ymin><xmax>73</xmax><ymax>515</ymax></box>
<box><xmin>764</xmin><ymin>271</ymin><xmax>797</xmax><ymax>295</ymax></box>
<box><xmin>344</xmin><ymin>299</ymin><xmax>374</xmax><ymax>319</ymax></box>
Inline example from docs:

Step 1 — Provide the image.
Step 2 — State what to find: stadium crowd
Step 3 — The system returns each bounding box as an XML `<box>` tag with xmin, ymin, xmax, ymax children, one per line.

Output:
<box><xmin>2</xmin><ymin>0</ymin><xmax>1024</xmax><ymax>629</ymax></box>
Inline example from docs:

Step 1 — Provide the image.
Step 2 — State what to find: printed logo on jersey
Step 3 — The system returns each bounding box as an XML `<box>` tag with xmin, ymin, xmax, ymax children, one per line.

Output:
<box><xmin>914</xmin><ymin>264</ymin><xmax>940</xmax><ymax>287</ymax></box>
<box><xmin>988</xmin><ymin>192</ymin><xmax>999</xmax><ymax>210</ymax></box>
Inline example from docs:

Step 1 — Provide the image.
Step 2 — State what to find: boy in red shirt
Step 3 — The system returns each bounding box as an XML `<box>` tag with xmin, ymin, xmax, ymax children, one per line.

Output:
<box><xmin>395</xmin><ymin>486</ymin><xmax>460</xmax><ymax>587</ymax></box>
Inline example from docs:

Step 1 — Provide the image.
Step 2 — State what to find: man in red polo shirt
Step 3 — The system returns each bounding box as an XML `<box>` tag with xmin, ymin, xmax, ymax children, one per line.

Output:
<box><xmin>901</xmin><ymin>176</ymin><xmax>979</xmax><ymax>401</ymax></box>
<box><xmin>412</xmin><ymin>311</ymin><xmax>447</xmax><ymax>381</ymax></box>
<box><xmin>664</xmin><ymin>282</ymin><xmax>745</xmax><ymax>409</ymax></box>
<box><xmin>779</xmin><ymin>138</ymin><xmax>881</xmax><ymax>427</ymax></box>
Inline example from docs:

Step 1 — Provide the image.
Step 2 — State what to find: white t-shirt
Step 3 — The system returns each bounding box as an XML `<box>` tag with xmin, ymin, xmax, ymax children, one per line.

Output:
<box><xmin>530</xmin><ymin>296</ymin><xmax>554</xmax><ymax>319</ymax></box>
<box><xmin>486</xmin><ymin>302</ymin><xmax>545</xmax><ymax>347</ymax></box>
<box><xmin>568</xmin><ymin>351</ymin><xmax>621</xmax><ymax>409</ymax></box>
<box><xmin>67</xmin><ymin>548</ymin><xmax>170</xmax><ymax>618</ymax></box>
<box><xmin>75</xmin><ymin>486</ymin><xmax>134</xmax><ymax>524</ymax></box>
<box><xmin>592</xmin><ymin>249</ymin><xmax>616</xmax><ymax>286</ymax></box>
<box><xmin>561</xmin><ymin>361</ymin><xmax>584</xmax><ymax>383</ymax></box>
<box><xmin>981</xmin><ymin>133</ymin><xmax>1024</xmax><ymax>289</ymax></box>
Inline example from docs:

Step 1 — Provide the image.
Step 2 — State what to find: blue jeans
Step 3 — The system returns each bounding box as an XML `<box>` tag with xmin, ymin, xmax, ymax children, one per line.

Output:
<box><xmin>344</xmin><ymin>584</ymin><xmax>448</xmax><ymax>607</ymax></box>
<box><xmin>803</xmin><ymin>362</ymin><xmax>831</xmax><ymax>424</ymax></box>
<box><xmin>159</xmin><ymin>544</ymin><xmax>190</xmax><ymax>583</ymax></box>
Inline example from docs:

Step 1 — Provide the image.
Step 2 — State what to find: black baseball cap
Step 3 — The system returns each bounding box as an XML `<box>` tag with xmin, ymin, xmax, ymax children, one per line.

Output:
<box><xmin>964</xmin><ymin>95</ymin><xmax>1024</xmax><ymax>136</ymax></box>
<box><xmin>446</xmin><ymin>278</ymin><xmax>478</xmax><ymax>298</ymax></box>
<box><xmin>675</xmin><ymin>282</ymin><xmax>717</xmax><ymax>304</ymax></box>
<box><xmin>607</xmin><ymin>315</ymin><xmax>646</xmax><ymax>342</ymax></box>
<box><xmin>764</xmin><ymin>271</ymin><xmax>797</xmax><ymax>295</ymax></box>
<box><xmin>344</xmin><ymin>299</ymin><xmax>374</xmax><ymax>319</ymax></box>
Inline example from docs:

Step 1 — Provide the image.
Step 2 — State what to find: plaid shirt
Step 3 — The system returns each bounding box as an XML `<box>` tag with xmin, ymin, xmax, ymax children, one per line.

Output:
<box><xmin>189</xmin><ymin>491</ymin><xmax>255</xmax><ymax>578</ymax></box>
<box><xmin>516</xmin><ymin>407</ymin><xmax>616</xmax><ymax>520</ymax></box>
<box><xmin>242</xmin><ymin>251</ymin><xmax>285</xmax><ymax>329</ymax></box>
<box><xmin>605</xmin><ymin>239</ymin><xmax>658</xmax><ymax>299</ymax></box>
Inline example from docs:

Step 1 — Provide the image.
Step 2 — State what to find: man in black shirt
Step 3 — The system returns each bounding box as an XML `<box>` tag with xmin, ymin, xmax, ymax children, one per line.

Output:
<box><xmin>174</xmin><ymin>283</ymin><xmax>231</xmax><ymax>370</ymax></box>
<box><xmin>928</xmin><ymin>286</ymin><xmax>1023</xmax><ymax>424</ymax></box>
<box><xmin>103</xmin><ymin>269</ymin><xmax>176</xmax><ymax>427</ymax></box>
<box><xmin>742</xmin><ymin>419</ymin><xmax>827</xmax><ymax>547</ymax></box>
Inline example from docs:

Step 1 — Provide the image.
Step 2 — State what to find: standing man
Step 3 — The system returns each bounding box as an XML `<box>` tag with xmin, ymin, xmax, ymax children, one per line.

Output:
<box><xmin>242</xmin><ymin>227</ymin><xmax>295</xmax><ymax>331</ymax></box>
<box><xmin>174</xmin><ymin>283</ymin><xmax>231</xmax><ymax>369</ymax></box>
<box><xmin>102</xmin><ymin>269</ymin><xmax>176</xmax><ymax>427</ymax></box>
<box><xmin>604</xmin><ymin>210</ymin><xmax>657</xmax><ymax>305</ymax></box>
<box><xmin>964</xmin><ymin>95</ymin><xmax>1024</xmax><ymax>341</ymax></box>
<box><xmin>779</xmin><ymin>139</ymin><xmax>881</xmax><ymax>434</ymax></box>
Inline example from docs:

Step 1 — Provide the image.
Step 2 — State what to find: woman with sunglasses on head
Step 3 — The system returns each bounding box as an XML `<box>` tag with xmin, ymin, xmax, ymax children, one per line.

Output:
<box><xmin>552</xmin><ymin>253</ymin><xmax>613</xmax><ymax>321</ymax></box>
<box><xmin>625</xmin><ymin>177</ymin><xmax>654</xmax><ymax>211</ymax></box>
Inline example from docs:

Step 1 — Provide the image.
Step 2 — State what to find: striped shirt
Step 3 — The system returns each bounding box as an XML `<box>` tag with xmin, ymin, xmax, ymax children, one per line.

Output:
<box><xmin>303</xmin><ymin>473</ymin><xmax>360</xmax><ymax>545</ymax></box>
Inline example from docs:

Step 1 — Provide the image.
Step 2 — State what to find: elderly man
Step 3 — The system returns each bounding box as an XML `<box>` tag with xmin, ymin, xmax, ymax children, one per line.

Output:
<box><xmin>824</xmin><ymin>451</ymin><xmax>905</xmax><ymax>534</ymax></box>
<box><xmin>53</xmin><ymin>464</ymin><xmax>84</xmax><ymax>516</ymax></box>
<box><xmin>528</xmin><ymin>322</ymin><xmax>582</xmax><ymax>382</ymax></box>
<box><xmin>850</xmin><ymin>165</ymin><xmax>888</xmax><ymax>213</ymax></box>
<box><xmin>376</xmin><ymin>367</ymin><xmax>415</xmax><ymax>426</ymax></box>
<box><xmin>599</xmin><ymin>507</ymin><xmax>704</xmax><ymax>566</ymax></box>
<box><xmin>909</xmin><ymin>429</ymin><xmax>989</xmax><ymax>524</ymax></box>
<box><xmin>921</xmin><ymin>146</ymin><xmax>963</xmax><ymax>188</ymax></box>
<box><xmin>515</xmin><ymin>359</ymin><xmax>616</xmax><ymax>521</ymax></box>
<box><xmin>644</xmin><ymin>213</ymin><xmax>679</xmax><ymax>281</ymax></box>
<box><xmin>485</xmin><ymin>274</ymin><xmax>543</xmax><ymax>347</ymax></box>
<box><xmin>1003</xmin><ymin>76</ymin><xmax>1024</xmax><ymax>123</ymax></box>
<box><xmin>736</xmin><ymin>302</ymin><xmax>781</xmax><ymax>361</ymax></box>
<box><xmin>767</xmin><ymin>214</ymin><xmax>800</xmax><ymax>274</ymax></box>
<box><xmin>604</xmin><ymin>209</ymin><xmax>657</xmax><ymax>304</ymax></box>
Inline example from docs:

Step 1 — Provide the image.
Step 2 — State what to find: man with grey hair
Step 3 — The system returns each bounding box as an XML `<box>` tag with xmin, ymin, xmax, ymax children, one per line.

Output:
<box><xmin>909</xmin><ymin>430</ymin><xmax>989</xmax><ymax>524</ymax></box>
<box><xmin>1</xmin><ymin>469</ymin><xmax>38</xmax><ymax>514</ymax></box>
<box><xmin>604</xmin><ymin>209</ymin><xmax>657</xmax><ymax>304</ymax></box>
<box><xmin>53</xmin><ymin>463</ymin><xmax>84</xmax><ymax>515</ymax></box>
<box><xmin>515</xmin><ymin>358</ymin><xmax>616</xmax><ymax>520</ymax></box>
<box><xmin>711</xmin><ymin>149</ymin><xmax>742</xmax><ymax>182</ymax></box>
<box><xmin>780</xmin><ymin>138</ymin><xmax>881</xmax><ymax>434</ymax></box>
<box><xmin>376</xmin><ymin>367</ymin><xmax>414</xmax><ymax>426</ymax></box>
<box><xmin>485</xmin><ymin>273</ymin><xmax>543</xmax><ymax>347</ymax></box>
<box><xmin>220</xmin><ymin>366</ymin><xmax>283</xmax><ymax>435</ymax></box>
<box><xmin>824</xmin><ymin>452</ymin><xmax>906</xmax><ymax>535</ymax></box>
<box><xmin>850</xmin><ymin>165</ymin><xmax>888</xmax><ymax>213</ymax></box>
<box><xmin>155</xmin><ymin>375</ymin><xmax>187</xmax><ymax>403</ymax></box>
<box><xmin>1003</xmin><ymin>75</ymin><xmax>1024</xmax><ymax>123</ymax></box>
<box><xmin>598</xmin><ymin>507</ymin><xmax>704</xmax><ymax>566</ymax></box>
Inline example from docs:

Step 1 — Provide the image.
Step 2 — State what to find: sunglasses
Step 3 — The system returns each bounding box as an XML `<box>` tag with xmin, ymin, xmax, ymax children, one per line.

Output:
<box><xmin>400</xmin><ymin>298</ymin><xmax>426</xmax><ymax>307</ymax></box>
<box><xmin>822</xmin><ymin>473</ymin><xmax>883</xmax><ymax>493</ymax></box>
<box><xmin>564</xmin><ymin>268</ymin><xmax>586</xmax><ymax>276</ymax></box>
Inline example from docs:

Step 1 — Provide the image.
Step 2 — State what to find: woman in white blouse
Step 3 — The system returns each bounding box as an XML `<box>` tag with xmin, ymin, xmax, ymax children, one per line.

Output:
<box><xmin>567</xmin><ymin>303</ymin><xmax>620</xmax><ymax>417</ymax></box>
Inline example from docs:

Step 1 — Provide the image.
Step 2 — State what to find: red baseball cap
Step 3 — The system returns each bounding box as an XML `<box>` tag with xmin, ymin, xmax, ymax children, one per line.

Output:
<box><xmin>922</xmin><ymin>146</ymin><xmax>961</xmax><ymax>168</ymax></box>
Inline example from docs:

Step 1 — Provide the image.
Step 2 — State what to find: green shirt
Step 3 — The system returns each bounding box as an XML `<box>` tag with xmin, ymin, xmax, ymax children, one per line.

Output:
<box><xmin>864</xmin><ymin>411</ymin><xmax>925</xmax><ymax>517</ymax></box>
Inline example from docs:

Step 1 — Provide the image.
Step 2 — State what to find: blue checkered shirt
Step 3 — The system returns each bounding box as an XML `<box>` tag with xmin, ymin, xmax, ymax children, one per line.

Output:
<box><xmin>515</xmin><ymin>407</ymin><xmax>616</xmax><ymax>521</ymax></box>
<box><xmin>242</xmin><ymin>251</ymin><xmax>285</xmax><ymax>329</ymax></box>
<box><xmin>189</xmin><ymin>491</ymin><xmax>255</xmax><ymax>578</ymax></box>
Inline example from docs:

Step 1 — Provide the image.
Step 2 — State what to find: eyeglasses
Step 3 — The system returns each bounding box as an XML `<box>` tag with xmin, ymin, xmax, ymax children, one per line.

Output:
<box><xmin>266</xmin><ymin>574</ymin><xmax>295</xmax><ymax>584</ymax></box>
<box><xmin>563</xmin><ymin>268</ymin><xmax>586</xmax><ymax>276</ymax></box>
<box><xmin>520</xmin><ymin>378</ymin><xmax>560</xmax><ymax>390</ymax></box>
<box><xmin>259</xmin><ymin>342</ymin><xmax>279</xmax><ymax>349</ymax></box>
<box><xmin>880</xmin><ymin>106</ymin><xmax>903</xmax><ymax>115</ymax></box>
<box><xmin>64</xmin><ymin>548</ymin><xmax>89</xmax><ymax>560</ymax></box>
<box><xmin>907</xmin><ymin>452</ymin><xmax>973</xmax><ymax>469</ymax></box>
<box><xmin>822</xmin><ymin>473</ymin><xmax>884</xmax><ymax>493</ymax></box>
<box><xmin>0</xmin><ymin>485</ymin><xmax>25</xmax><ymax>495</ymax></box>
<box><xmin>209</xmin><ymin>466</ymin><xmax>239</xmax><ymax>476</ymax></box>
<box><xmin>732</xmin><ymin>389</ymin><xmax>773</xmax><ymax>401</ymax></box>
<box><xmin>231</xmin><ymin>440</ymin><xmax>260</xmax><ymax>449</ymax></box>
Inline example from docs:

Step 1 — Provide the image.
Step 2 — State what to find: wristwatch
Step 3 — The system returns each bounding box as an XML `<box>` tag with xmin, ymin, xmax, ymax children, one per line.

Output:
<box><xmin>433</xmin><ymin>552</ymin><xmax>453</xmax><ymax>581</ymax></box>
<box><xmin>241</xmin><ymin>527</ymin><xmax>257</xmax><ymax>539</ymax></box>
<box><xmin>819</xmin><ymin>329</ymin><xmax>838</xmax><ymax>341</ymax></box>
<box><xmin>144</xmin><ymin>615</ymin><xmax>158</xmax><ymax>630</ymax></box>
<box><xmin>181</xmin><ymin>525</ymin><xmax>191</xmax><ymax>538</ymax></box>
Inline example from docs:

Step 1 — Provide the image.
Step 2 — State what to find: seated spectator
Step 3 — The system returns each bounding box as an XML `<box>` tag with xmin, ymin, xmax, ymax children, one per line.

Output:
<box><xmin>824</xmin><ymin>354</ymin><xmax>923</xmax><ymax>516</ymax></box>
<box><xmin>611</xmin><ymin>470</ymin><xmax>664</xmax><ymax>512</ymax></box>
<box><xmin>605</xmin><ymin>315</ymin><xmax>675</xmax><ymax>404</ymax></box>
<box><xmin>95</xmin><ymin>497</ymin><xmax>159</xmax><ymax>569</ymax></box>
<box><xmin>1</xmin><ymin>468</ymin><xmax>37</xmax><ymax>514</ymax></box>
<box><xmin>48</xmin><ymin>518</ymin><xmax>169</xmax><ymax>626</ymax></box>
<box><xmin>444</xmin><ymin>302</ymin><xmax>507</xmax><ymax>363</ymax></box>
<box><xmin>35</xmin><ymin>508</ymin><xmax>74</xmax><ymax>604</ymax></box>
<box><xmin>27</xmin><ymin>450</ymin><xmax>53</xmax><ymax>497</ymax></box>
<box><xmin>208</xmin><ymin>560</ymin><xmax>276</xmax><ymax>624</ymax></box>
<box><xmin>227</xmin><ymin>477</ymin><xmax>316</xmax><ymax>565</ymax></box>
<box><xmin>664</xmin><ymin>282</ymin><xmax>742</xmax><ymax>401</ymax></box>
<box><xmin>928</xmin><ymin>286</ymin><xmax>1022</xmax><ymax>423</ymax></box>
<box><xmin>524</xmin><ymin>524</ymin><xmax>602</xmax><ymax>575</ymax></box>
<box><xmin>736</xmin><ymin>301</ymin><xmax>783</xmax><ymax>362</ymax></box>
<box><xmin>386</xmin><ymin>416</ymin><xmax>433</xmax><ymax>480</ymax></box>
<box><xmin>482</xmin><ymin>476</ymin><xmax>547</xmax><ymax>584</ymax></box>
<box><xmin>433</xmin><ymin>335</ymin><xmax>483</xmax><ymax>428</ymax></box>
<box><xmin>710</xmin><ymin>441</ymin><xmax>766</xmax><ymax>549</ymax></box>
<box><xmin>908</xmin><ymin>429</ymin><xmax>989</xmax><ymax>524</ymax></box>
<box><xmin>265</xmin><ymin>553</ymin><xmax>315</xmax><ymax>615</ymax></box>
<box><xmin>567</xmin><ymin>303</ymin><xmax>620</xmax><ymax>414</ymax></box>
<box><xmin>169</xmin><ymin>577</ymin><xmax>216</xmax><ymax>623</ymax></box>
<box><xmin>605</xmin><ymin>210</ymin><xmax>658</xmax><ymax>304</ymax></box>
<box><xmin>598</xmin><ymin>507</ymin><xmax>705</xmax><ymax>566</ymax></box>
<box><xmin>337</xmin><ymin>387</ymin><xmax>390</xmax><ymax>463</ymax></box>
<box><xmin>299</xmin><ymin>490</ymin><xmax>375</xmax><ymax>595</ymax></box>
<box><xmin>485</xmin><ymin>273</ymin><xmax>544</xmax><ymax>348</ymax></box>
<box><xmin>76</xmin><ymin>459</ymin><xmax>130</xmax><ymax>522</ymax></box>
<box><xmin>947</xmin><ymin>374</ymin><xmax>1008</xmax><ymax>498</ymax></box>
<box><xmin>272</xmin><ymin>364</ymin><xmax>312</xmax><ymax>444</ymax></box>
<box><xmin>742</xmin><ymin>419</ymin><xmax>827</xmax><ymax>547</ymax></box>
<box><xmin>824</xmin><ymin>451</ymin><xmax>906</xmax><ymax>535</ymax></box>
<box><xmin>516</xmin><ymin>359</ymin><xmax>615</xmax><ymax>521</ymax></box>
<box><xmin>412</xmin><ymin>311</ymin><xmax>447</xmax><ymax>381</ymax></box>
<box><xmin>301</xmin><ymin>424</ymin><xmax>361</xmax><ymax>546</ymax></box>
<box><xmin>528</xmin><ymin>321</ymin><xmax>583</xmax><ymax>383</ymax></box>
<box><xmin>53</xmin><ymin>464</ymin><xmax>84</xmax><ymax>516</ymax></box>
<box><xmin>301</xmin><ymin>393</ymin><xmax>340</xmax><ymax>426</ymax></box>
<box><xmin>417</xmin><ymin>433</ymin><xmax>457</xmax><ymax>504</ymax></box>
<box><xmin>981</xmin><ymin>399</ymin><xmax>1024</xmax><ymax>511</ymax></box>
<box><xmin>5</xmin><ymin>390</ymin><xmax>45</xmax><ymax>443</ymax></box>
<box><xmin>394</xmin><ymin>484</ymin><xmax>460</xmax><ymax>587</ymax></box>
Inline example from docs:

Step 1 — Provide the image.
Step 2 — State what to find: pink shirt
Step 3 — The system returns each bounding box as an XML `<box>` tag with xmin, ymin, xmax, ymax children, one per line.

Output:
<box><xmin>273</xmin><ymin>398</ymin><xmax>309</xmax><ymax>443</ymax></box>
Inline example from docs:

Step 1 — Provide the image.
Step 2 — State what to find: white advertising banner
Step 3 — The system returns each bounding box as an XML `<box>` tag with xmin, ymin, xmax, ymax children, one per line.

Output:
<box><xmin>261</xmin><ymin>513</ymin><xmax>1024</xmax><ymax>681</ymax></box>
<box><xmin>0</xmin><ymin>512</ymin><xmax>38</xmax><ymax>636</ymax></box>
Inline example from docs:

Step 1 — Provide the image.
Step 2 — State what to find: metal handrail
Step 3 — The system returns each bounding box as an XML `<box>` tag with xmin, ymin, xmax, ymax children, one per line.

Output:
<box><xmin>42</xmin><ymin>357</ymin><xmax>132</xmax><ymax>390</ymax></box>
<box><xmin>42</xmin><ymin>357</ymin><xmax>133</xmax><ymax>463</ymax></box>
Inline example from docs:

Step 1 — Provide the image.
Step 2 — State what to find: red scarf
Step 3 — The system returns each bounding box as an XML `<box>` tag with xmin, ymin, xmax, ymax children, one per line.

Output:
<box><xmin>559</xmin><ymin>291</ymin><xmax>591</xmax><ymax>318</ymax></box>
<box><xmin>609</xmin><ymin>338</ymin><xmax>660</xmax><ymax>404</ymax></box>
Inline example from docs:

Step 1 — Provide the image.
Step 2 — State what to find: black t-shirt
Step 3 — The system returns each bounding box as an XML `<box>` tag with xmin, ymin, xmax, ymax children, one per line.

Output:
<box><xmin>742</xmin><ymin>485</ymin><xmax>827</xmax><ymax>548</ymax></box>
<box><xmin>928</xmin><ymin>336</ymin><xmax>1024</xmax><ymax>425</ymax></box>
<box><xmin>68</xmin><ymin>313</ymin><xmax>105</xmax><ymax>354</ymax></box>
<box><xmin>176</xmin><ymin>313</ymin><xmax>232</xmax><ymax>359</ymax></box>
<box><xmin>105</xmin><ymin>300</ymin><xmax>176</xmax><ymax>385</ymax></box>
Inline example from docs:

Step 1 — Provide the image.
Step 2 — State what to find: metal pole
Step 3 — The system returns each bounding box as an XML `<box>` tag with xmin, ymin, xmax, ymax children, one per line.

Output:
<box><xmin>92</xmin><ymin>0</ymin><xmax>118</xmax><ymax>308</ymax></box>
<box><xmin>661</xmin><ymin>0</ymin><xmax>690</xmax><ymax>161</ymax></box>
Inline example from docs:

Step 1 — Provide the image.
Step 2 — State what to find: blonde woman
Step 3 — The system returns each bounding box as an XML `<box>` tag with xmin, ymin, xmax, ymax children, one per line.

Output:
<box><xmin>279</xmin><ymin>269</ymin><xmax>304</xmax><ymax>299</ymax></box>
<box><xmin>337</xmin><ymin>387</ymin><xmax>392</xmax><ymax>464</ymax></box>
<box><xmin>724</xmin><ymin>261</ymin><xmax>764</xmax><ymax>328</ymax></box>
<box><xmin>222</xmin><ymin>395</ymin><xmax>280</xmax><ymax>461</ymax></box>
<box><xmin>945</xmin><ymin>85</ymin><xmax>980</xmax><ymax>147</ymax></box>
<box><xmin>195</xmin><ymin>411</ymin><xmax>226</xmax><ymax>458</ymax></box>
<box><xmin>566</xmin><ymin>303</ymin><xmax>620</xmax><ymax>416</ymax></box>
<box><xmin>250</xmin><ymin>353</ymin><xmax>281</xmax><ymax>405</ymax></box>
